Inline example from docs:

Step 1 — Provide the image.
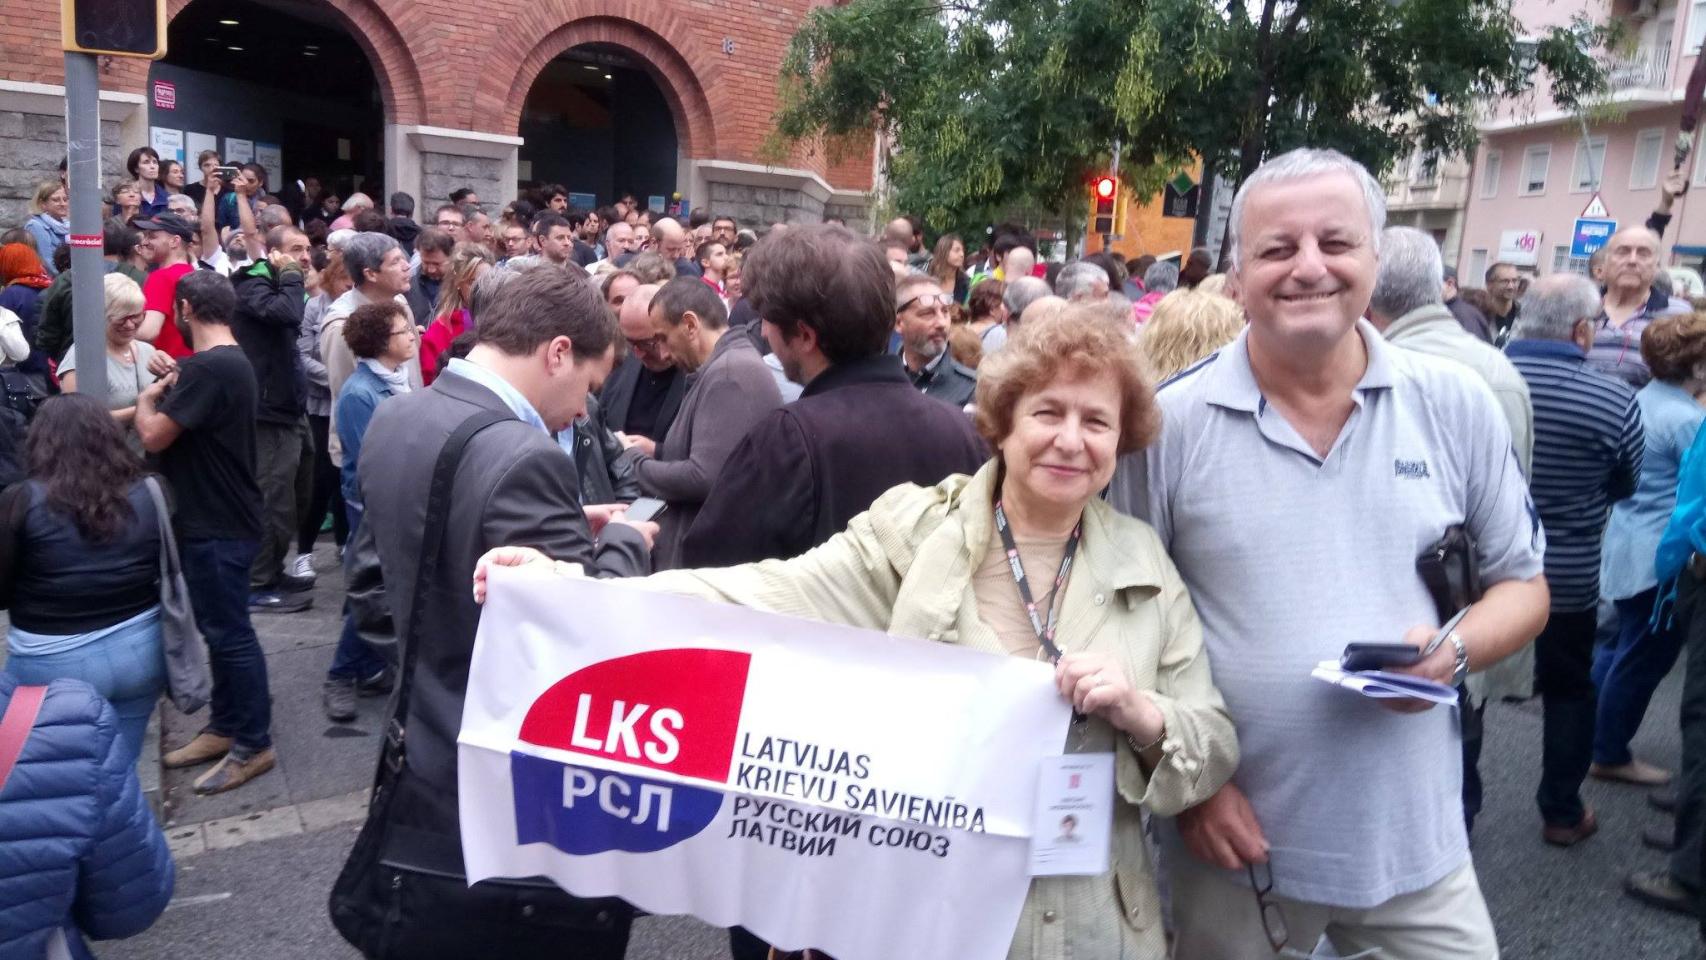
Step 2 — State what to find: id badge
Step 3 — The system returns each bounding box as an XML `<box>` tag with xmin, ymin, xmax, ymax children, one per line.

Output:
<box><xmin>1027</xmin><ymin>753</ymin><xmax>1114</xmax><ymax>877</ymax></box>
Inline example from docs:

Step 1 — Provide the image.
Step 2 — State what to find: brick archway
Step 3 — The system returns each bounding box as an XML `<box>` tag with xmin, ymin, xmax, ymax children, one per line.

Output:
<box><xmin>149</xmin><ymin>0</ymin><xmax>427</xmax><ymax>125</ymax></box>
<box><xmin>482</xmin><ymin>4</ymin><xmax>718</xmax><ymax>158</ymax></box>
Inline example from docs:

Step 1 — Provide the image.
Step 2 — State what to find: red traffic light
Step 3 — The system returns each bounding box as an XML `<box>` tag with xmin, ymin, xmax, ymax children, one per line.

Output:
<box><xmin>1094</xmin><ymin>176</ymin><xmax>1117</xmax><ymax>199</ymax></box>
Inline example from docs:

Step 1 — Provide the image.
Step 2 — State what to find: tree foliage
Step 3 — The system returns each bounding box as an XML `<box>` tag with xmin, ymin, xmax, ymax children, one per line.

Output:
<box><xmin>774</xmin><ymin>0</ymin><xmax>1614</xmax><ymax>235</ymax></box>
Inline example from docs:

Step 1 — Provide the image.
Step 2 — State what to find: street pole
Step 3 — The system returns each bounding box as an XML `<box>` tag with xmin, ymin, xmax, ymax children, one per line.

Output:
<box><xmin>1104</xmin><ymin>139</ymin><xmax>1121</xmax><ymax>252</ymax></box>
<box><xmin>64</xmin><ymin>51</ymin><xmax>108</xmax><ymax>402</ymax></box>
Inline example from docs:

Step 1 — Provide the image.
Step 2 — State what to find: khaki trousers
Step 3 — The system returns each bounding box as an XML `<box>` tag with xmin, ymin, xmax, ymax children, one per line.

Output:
<box><xmin>1168</xmin><ymin>855</ymin><xmax>1498</xmax><ymax>960</ymax></box>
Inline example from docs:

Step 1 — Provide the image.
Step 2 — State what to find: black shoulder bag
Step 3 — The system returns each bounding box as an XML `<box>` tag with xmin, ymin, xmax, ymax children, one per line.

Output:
<box><xmin>329</xmin><ymin>408</ymin><xmax>506</xmax><ymax>955</ymax></box>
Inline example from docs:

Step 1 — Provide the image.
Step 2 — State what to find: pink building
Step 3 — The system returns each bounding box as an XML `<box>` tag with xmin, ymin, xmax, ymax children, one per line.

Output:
<box><xmin>1459</xmin><ymin>0</ymin><xmax>1706</xmax><ymax>284</ymax></box>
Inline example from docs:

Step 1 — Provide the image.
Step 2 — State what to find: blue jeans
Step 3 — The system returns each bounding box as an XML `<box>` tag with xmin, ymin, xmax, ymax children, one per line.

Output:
<box><xmin>180</xmin><ymin>538</ymin><xmax>272</xmax><ymax>752</ymax></box>
<box><xmin>4</xmin><ymin>609</ymin><xmax>165</xmax><ymax>765</ymax></box>
<box><xmin>328</xmin><ymin>610</ymin><xmax>387</xmax><ymax>681</ymax></box>
<box><xmin>1592</xmin><ymin>587</ymin><xmax>1684</xmax><ymax>766</ymax></box>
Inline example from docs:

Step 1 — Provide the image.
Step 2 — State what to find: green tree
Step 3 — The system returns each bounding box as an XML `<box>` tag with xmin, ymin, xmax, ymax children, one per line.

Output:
<box><xmin>774</xmin><ymin>0</ymin><xmax>1612</xmax><ymax>240</ymax></box>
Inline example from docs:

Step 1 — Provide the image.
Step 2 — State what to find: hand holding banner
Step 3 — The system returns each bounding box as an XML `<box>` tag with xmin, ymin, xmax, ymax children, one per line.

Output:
<box><xmin>458</xmin><ymin>567</ymin><xmax>1073</xmax><ymax>960</ymax></box>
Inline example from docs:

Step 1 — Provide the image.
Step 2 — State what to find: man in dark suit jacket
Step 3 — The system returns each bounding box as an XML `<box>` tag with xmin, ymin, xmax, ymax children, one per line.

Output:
<box><xmin>619</xmin><ymin>278</ymin><xmax>782</xmax><ymax>569</ymax></box>
<box><xmin>598</xmin><ymin>283</ymin><xmax>687</xmax><ymax>442</ymax></box>
<box><xmin>684</xmin><ymin>224</ymin><xmax>988</xmax><ymax>570</ymax></box>
<box><xmin>344</xmin><ymin>267</ymin><xmax>654</xmax><ymax>957</ymax></box>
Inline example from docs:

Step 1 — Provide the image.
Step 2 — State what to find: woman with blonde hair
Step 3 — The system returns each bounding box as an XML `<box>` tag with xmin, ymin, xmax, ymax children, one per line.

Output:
<box><xmin>476</xmin><ymin>304</ymin><xmax>1238</xmax><ymax>960</ymax></box>
<box><xmin>57</xmin><ymin>273</ymin><xmax>160</xmax><ymax>442</ymax></box>
<box><xmin>420</xmin><ymin>242</ymin><xmax>496</xmax><ymax>384</ymax></box>
<box><xmin>1138</xmin><ymin>289</ymin><xmax>1244</xmax><ymax>381</ymax></box>
<box><xmin>25</xmin><ymin>181</ymin><xmax>69</xmax><ymax>274</ymax></box>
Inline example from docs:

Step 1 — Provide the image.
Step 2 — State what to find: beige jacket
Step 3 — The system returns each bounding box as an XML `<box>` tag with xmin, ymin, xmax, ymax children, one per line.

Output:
<box><xmin>320</xmin><ymin>286</ymin><xmax>422</xmax><ymax>467</ymax></box>
<box><xmin>648</xmin><ymin>461</ymin><xmax>1238</xmax><ymax>959</ymax></box>
<box><xmin>1383</xmin><ymin>303</ymin><xmax>1536</xmax><ymax>701</ymax></box>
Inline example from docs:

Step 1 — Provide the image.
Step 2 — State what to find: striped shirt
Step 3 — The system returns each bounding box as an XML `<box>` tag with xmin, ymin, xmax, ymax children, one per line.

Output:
<box><xmin>1507</xmin><ymin>339</ymin><xmax>1643</xmax><ymax>611</ymax></box>
<box><xmin>1587</xmin><ymin>287</ymin><xmax>1692</xmax><ymax>389</ymax></box>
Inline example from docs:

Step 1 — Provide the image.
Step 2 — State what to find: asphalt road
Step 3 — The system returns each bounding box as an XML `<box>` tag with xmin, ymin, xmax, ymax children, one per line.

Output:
<box><xmin>99</xmin><ymin>541</ymin><xmax>1702</xmax><ymax>959</ymax></box>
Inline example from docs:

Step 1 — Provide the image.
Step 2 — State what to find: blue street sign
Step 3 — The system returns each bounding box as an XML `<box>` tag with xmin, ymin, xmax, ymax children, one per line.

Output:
<box><xmin>1571</xmin><ymin>218</ymin><xmax>1617</xmax><ymax>259</ymax></box>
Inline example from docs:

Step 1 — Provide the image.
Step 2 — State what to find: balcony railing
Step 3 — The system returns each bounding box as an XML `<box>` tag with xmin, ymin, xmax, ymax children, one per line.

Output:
<box><xmin>1608</xmin><ymin>41</ymin><xmax>1672</xmax><ymax>91</ymax></box>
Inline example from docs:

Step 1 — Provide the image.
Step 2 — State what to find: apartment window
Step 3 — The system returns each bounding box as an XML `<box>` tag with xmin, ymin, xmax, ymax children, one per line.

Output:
<box><xmin>1522</xmin><ymin>145</ymin><xmax>1551</xmax><ymax>195</ymax></box>
<box><xmin>1691</xmin><ymin>0</ymin><xmax>1706</xmax><ymax>51</ymax></box>
<box><xmin>1632</xmin><ymin>128</ymin><xmax>1666</xmax><ymax>190</ymax></box>
<box><xmin>1571</xmin><ymin>136</ymin><xmax>1607</xmax><ymax>192</ymax></box>
<box><xmin>1552</xmin><ymin>245</ymin><xmax>1590</xmax><ymax>276</ymax></box>
<box><xmin>1468</xmin><ymin>248</ymin><xmax>1489</xmax><ymax>284</ymax></box>
<box><xmin>1410</xmin><ymin>149</ymin><xmax>1440</xmax><ymax>186</ymax></box>
<box><xmin>1480</xmin><ymin>150</ymin><xmax>1502</xmax><ymax>199</ymax></box>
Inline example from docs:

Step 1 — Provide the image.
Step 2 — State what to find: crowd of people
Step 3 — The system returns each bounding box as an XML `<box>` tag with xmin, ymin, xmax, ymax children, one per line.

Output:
<box><xmin>0</xmin><ymin>138</ymin><xmax>1702</xmax><ymax>960</ymax></box>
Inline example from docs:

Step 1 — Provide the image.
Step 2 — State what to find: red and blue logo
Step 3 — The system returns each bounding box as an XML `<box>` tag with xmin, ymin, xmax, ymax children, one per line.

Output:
<box><xmin>511</xmin><ymin>648</ymin><xmax>750</xmax><ymax>854</ymax></box>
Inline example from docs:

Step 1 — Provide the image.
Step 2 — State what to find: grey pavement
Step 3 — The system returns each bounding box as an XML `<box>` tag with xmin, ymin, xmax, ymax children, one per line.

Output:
<box><xmin>98</xmin><ymin>541</ymin><xmax>1702</xmax><ymax>959</ymax></box>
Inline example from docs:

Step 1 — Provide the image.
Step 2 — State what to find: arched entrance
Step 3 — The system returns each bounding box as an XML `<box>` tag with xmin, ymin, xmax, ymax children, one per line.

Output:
<box><xmin>518</xmin><ymin>44</ymin><xmax>679</xmax><ymax>209</ymax></box>
<box><xmin>150</xmin><ymin>0</ymin><xmax>419</xmax><ymax>212</ymax></box>
<box><xmin>495</xmin><ymin>11</ymin><xmax>718</xmax><ymax>210</ymax></box>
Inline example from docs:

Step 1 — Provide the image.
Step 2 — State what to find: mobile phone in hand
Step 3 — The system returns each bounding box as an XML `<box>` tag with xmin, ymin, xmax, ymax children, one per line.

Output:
<box><xmin>1340</xmin><ymin>643</ymin><xmax>1424</xmax><ymax>672</ymax></box>
<box><xmin>625</xmin><ymin>497</ymin><xmax>667</xmax><ymax>523</ymax></box>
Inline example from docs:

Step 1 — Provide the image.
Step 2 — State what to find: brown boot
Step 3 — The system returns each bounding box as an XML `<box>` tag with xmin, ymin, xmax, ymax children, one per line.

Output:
<box><xmin>1541</xmin><ymin>807</ymin><xmax>1599</xmax><ymax>847</ymax></box>
<box><xmin>193</xmin><ymin>747</ymin><xmax>276</xmax><ymax>795</ymax></box>
<box><xmin>163</xmin><ymin>732</ymin><xmax>233</xmax><ymax>769</ymax></box>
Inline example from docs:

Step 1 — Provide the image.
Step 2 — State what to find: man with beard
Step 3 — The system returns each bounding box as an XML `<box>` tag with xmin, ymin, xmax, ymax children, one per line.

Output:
<box><xmin>682</xmin><ymin>224</ymin><xmax>987</xmax><ymax>573</ymax></box>
<box><xmin>894</xmin><ymin>273</ymin><xmax>976</xmax><ymax>406</ymax></box>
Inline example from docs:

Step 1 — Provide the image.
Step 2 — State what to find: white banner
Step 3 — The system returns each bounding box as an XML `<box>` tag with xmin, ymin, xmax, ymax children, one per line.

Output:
<box><xmin>459</xmin><ymin>569</ymin><xmax>1070</xmax><ymax>960</ymax></box>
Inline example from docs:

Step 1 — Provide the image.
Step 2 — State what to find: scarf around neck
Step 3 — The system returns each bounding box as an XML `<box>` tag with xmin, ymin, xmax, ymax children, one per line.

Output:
<box><xmin>361</xmin><ymin>357</ymin><xmax>412</xmax><ymax>394</ymax></box>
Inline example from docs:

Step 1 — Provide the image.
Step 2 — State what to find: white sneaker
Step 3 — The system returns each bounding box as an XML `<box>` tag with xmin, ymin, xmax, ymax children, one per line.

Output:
<box><xmin>290</xmin><ymin>553</ymin><xmax>316</xmax><ymax>580</ymax></box>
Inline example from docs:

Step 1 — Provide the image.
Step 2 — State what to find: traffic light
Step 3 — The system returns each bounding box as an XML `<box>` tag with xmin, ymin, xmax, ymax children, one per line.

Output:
<box><xmin>62</xmin><ymin>0</ymin><xmax>167</xmax><ymax>59</ymax></box>
<box><xmin>1092</xmin><ymin>176</ymin><xmax>1119</xmax><ymax>235</ymax></box>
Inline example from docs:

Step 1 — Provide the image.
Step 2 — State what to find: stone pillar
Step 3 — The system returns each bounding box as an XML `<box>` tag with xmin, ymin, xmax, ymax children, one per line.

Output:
<box><xmin>0</xmin><ymin>81</ymin><xmax>142</xmax><ymax>228</ymax></box>
<box><xmin>388</xmin><ymin>125</ymin><xmax>522</xmax><ymax>213</ymax></box>
<box><xmin>689</xmin><ymin>159</ymin><xmax>871</xmax><ymax>235</ymax></box>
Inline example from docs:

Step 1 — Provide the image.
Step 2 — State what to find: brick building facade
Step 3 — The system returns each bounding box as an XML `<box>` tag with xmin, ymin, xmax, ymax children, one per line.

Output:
<box><xmin>0</xmin><ymin>0</ymin><xmax>875</xmax><ymax>229</ymax></box>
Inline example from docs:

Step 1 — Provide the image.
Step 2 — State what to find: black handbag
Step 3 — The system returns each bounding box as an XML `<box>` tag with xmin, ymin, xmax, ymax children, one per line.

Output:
<box><xmin>327</xmin><ymin>409</ymin><xmax>504</xmax><ymax>956</ymax></box>
<box><xmin>328</xmin><ymin>409</ymin><xmax>632</xmax><ymax>958</ymax></box>
<box><xmin>1416</xmin><ymin>524</ymin><xmax>1482</xmax><ymax>624</ymax></box>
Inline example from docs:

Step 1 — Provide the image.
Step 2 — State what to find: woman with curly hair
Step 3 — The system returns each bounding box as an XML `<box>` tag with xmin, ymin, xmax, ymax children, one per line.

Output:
<box><xmin>0</xmin><ymin>393</ymin><xmax>166</xmax><ymax>763</ymax></box>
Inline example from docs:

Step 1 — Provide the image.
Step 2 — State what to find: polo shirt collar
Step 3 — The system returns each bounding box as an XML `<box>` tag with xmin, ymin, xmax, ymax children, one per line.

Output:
<box><xmin>1504</xmin><ymin>338</ymin><xmax>1585</xmax><ymax>361</ymax></box>
<box><xmin>1204</xmin><ymin>319</ymin><xmax>1395</xmax><ymax>414</ymax></box>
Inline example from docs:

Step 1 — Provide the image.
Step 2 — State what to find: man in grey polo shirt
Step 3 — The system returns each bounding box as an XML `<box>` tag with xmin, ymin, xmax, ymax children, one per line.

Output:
<box><xmin>1110</xmin><ymin>148</ymin><xmax>1549</xmax><ymax>956</ymax></box>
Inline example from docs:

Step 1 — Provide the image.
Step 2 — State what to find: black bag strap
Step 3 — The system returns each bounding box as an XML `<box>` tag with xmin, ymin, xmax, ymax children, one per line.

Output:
<box><xmin>383</xmin><ymin>408</ymin><xmax>509</xmax><ymax>777</ymax></box>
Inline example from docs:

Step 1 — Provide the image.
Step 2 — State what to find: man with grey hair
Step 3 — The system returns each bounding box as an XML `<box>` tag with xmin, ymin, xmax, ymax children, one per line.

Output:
<box><xmin>984</xmin><ymin>274</ymin><xmax>1053</xmax><ymax>354</ymax></box>
<box><xmin>1370</xmin><ymin>225</ymin><xmax>1535</xmax><ymax>833</ymax></box>
<box><xmin>1111</xmin><ymin>147</ymin><xmax>1547</xmax><ymax>954</ymax></box>
<box><xmin>320</xmin><ymin>231</ymin><xmax>420</xmax><ymax>469</ymax></box>
<box><xmin>1507</xmin><ymin>273</ymin><xmax>1643</xmax><ymax>848</ymax></box>
<box><xmin>1134</xmin><ymin>261</ymin><xmax>1180</xmax><ymax>322</ymax></box>
<box><xmin>1054</xmin><ymin>261</ymin><xmax>1110</xmax><ymax>302</ymax></box>
<box><xmin>1592</xmin><ymin>224</ymin><xmax>1691</xmax><ymax>387</ymax></box>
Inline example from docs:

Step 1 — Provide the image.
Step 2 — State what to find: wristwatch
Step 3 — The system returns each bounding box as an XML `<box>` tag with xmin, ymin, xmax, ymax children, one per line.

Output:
<box><xmin>1448</xmin><ymin>632</ymin><xmax>1470</xmax><ymax>687</ymax></box>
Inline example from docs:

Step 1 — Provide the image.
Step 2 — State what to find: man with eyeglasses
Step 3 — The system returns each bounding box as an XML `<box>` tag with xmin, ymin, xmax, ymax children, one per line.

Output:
<box><xmin>431</xmin><ymin>204</ymin><xmax>466</xmax><ymax>244</ymax></box>
<box><xmin>1484</xmin><ymin>261</ymin><xmax>1523</xmax><ymax>345</ymax></box>
<box><xmin>498</xmin><ymin>222</ymin><xmax>532</xmax><ymax>264</ymax></box>
<box><xmin>618</xmin><ymin>278</ymin><xmax>781</xmax><ymax>568</ymax></box>
<box><xmin>894</xmin><ymin>274</ymin><xmax>976</xmax><ymax>407</ymax></box>
<box><xmin>597</xmin><ymin>283</ymin><xmax>686</xmax><ymax>445</ymax></box>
